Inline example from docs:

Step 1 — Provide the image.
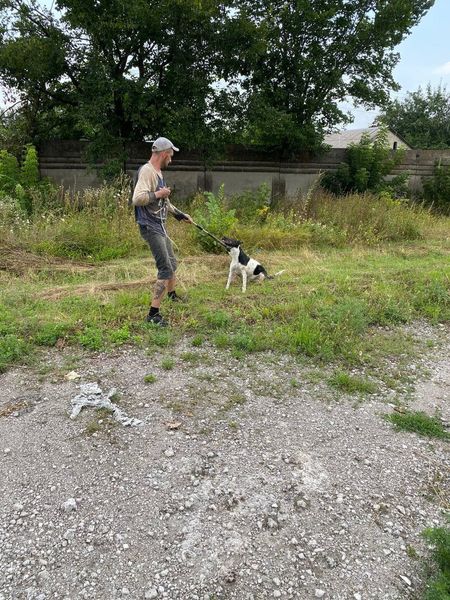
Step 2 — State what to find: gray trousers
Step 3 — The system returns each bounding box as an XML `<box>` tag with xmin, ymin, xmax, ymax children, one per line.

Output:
<box><xmin>139</xmin><ymin>225</ymin><xmax>177</xmax><ymax>280</ymax></box>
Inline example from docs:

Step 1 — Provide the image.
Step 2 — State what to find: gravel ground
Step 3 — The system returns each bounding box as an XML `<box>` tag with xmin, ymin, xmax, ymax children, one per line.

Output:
<box><xmin>0</xmin><ymin>323</ymin><xmax>449</xmax><ymax>600</ymax></box>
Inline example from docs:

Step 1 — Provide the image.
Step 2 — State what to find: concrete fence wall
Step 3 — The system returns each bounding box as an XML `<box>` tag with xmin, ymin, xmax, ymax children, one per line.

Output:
<box><xmin>38</xmin><ymin>140</ymin><xmax>450</xmax><ymax>201</ymax></box>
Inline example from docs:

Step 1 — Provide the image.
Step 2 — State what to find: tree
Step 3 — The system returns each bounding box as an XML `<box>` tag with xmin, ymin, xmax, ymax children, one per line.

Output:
<box><xmin>0</xmin><ymin>0</ymin><xmax>436</xmax><ymax>161</ymax></box>
<box><xmin>380</xmin><ymin>84</ymin><xmax>450</xmax><ymax>148</ymax></box>
<box><xmin>236</xmin><ymin>0</ymin><xmax>435</xmax><ymax>155</ymax></box>
<box><xmin>0</xmin><ymin>0</ymin><xmax>251</xmax><ymax>163</ymax></box>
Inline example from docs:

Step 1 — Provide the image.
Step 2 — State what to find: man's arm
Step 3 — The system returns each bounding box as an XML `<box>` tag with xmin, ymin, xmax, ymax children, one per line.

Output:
<box><xmin>132</xmin><ymin>164</ymin><xmax>160</xmax><ymax>208</ymax></box>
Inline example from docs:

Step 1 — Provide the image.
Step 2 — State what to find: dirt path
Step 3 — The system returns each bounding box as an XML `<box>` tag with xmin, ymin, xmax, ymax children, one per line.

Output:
<box><xmin>0</xmin><ymin>324</ymin><xmax>449</xmax><ymax>600</ymax></box>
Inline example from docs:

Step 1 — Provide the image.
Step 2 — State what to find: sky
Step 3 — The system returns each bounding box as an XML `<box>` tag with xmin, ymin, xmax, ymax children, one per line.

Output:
<box><xmin>349</xmin><ymin>0</ymin><xmax>450</xmax><ymax>128</ymax></box>
<box><xmin>2</xmin><ymin>0</ymin><xmax>449</xmax><ymax>131</ymax></box>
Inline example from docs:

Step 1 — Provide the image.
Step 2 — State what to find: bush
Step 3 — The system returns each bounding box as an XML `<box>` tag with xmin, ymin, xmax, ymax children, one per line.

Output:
<box><xmin>192</xmin><ymin>185</ymin><xmax>238</xmax><ymax>253</ymax></box>
<box><xmin>422</xmin><ymin>160</ymin><xmax>450</xmax><ymax>215</ymax></box>
<box><xmin>0</xmin><ymin>150</ymin><xmax>20</xmax><ymax>194</ymax></box>
<box><xmin>227</xmin><ymin>183</ymin><xmax>271</xmax><ymax>222</ymax></box>
<box><xmin>0</xmin><ymin>144</ymin><xmax>54</xmax><ymax>215</ymax></box>
<box><xmin>21</xmin><ymin>144</ymin><xmax>40</xmax><ymax>188</ymax></box>
<box><xmin>322</xmin><ymin>128</ymin><xmax>406</xmax><ymax>195</ymax></box>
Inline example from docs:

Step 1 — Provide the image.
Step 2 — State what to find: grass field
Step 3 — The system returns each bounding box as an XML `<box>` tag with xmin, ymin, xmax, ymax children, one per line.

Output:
<box><xmin>1</xmin><ymin>233</ymin><xmax>449</xmax><ymax>374</ymax></box>
<box><xmin>1</xmin><ymin>183</ymin><xmax>449</xmax><ymax>373</ymax></box>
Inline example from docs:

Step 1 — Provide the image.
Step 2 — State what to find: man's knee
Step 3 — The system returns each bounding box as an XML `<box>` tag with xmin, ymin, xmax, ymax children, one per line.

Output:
<box><xmin>156</xmin><ymin>266</ymin><xmax>174</xmax><ymax>280</ymax></box>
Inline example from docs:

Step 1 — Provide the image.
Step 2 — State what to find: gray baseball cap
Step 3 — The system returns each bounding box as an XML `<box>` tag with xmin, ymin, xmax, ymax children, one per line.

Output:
<box><xmin>151</xmin><ymin>137</ymin><xmax>179</xmax><ymax>152</ymax></box>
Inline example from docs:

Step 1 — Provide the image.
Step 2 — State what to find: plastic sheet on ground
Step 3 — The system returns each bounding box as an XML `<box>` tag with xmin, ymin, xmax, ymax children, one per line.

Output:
<box><xmin>70</xmin><ymin>383</ymin><xmax>143</xmax><ymax>427</ymax></box>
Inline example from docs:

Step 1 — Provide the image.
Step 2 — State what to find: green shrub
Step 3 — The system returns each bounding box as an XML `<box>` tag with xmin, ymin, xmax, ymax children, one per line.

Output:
<box><xmin>0</xmin><ymin>144</ymin><xmax>56</xmax><ymax>215</ymax></box>
<box><xmin>77</xmin><ymin>327</ymin><xmax>104</xmax><ymax>350</ymax></box>
<box><xmin>204</xmin><ymin>309</ymin><xmax>231</xmax><ymax>329</ymax></box>
<box><xmin>31</xmin><ymin>216</ymin><xmax>131</xmax><ymax>260</ymax></box>
<box><xmin>0</xmin><ymin>150</ymin><xmax>20</xmax><ymax>194</ymax></box>
<box><xmin>21</xmin><ymin>144</ymin><xmax>40</xmax><ymax>188</ymax></box>
<box><xmin>322</xmin><ymin>128</ymin><xmax>406</xmax><ymax>195</ymax></box>
<box><xmin>109</xmin><ymin>325</ymin><xmax>131</xmax><ymax>345</ymax></box>
<box><xmin>227</xmin><ymin>183</ymin><xmax>271</xmax><ymax>222</ymax></box>
<box><xmin>161</xmin><ymin>357</ymin><xmax>175</xmax><ymax>370</ymax></box>
<box><xmin>423</xmin><ymin>160</ymin><xmax>450</xmax><ymax>215</ymax></box>
<box><xmin>192</xmin><ymin>185</ymin><xmax>238</xmax><ymax>253</ymax></box>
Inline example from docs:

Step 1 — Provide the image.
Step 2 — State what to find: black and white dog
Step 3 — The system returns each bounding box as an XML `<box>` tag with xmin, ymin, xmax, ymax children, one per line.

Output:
<box><xmin>221</xmin><ymin>236</ymin><xmax>285</xmax><ymax>292</ymax></box>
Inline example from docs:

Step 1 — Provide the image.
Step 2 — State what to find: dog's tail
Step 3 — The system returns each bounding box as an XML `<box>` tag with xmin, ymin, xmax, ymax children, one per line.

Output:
<box><xmin>266</xmin><ymin>270</ymin><xmax>286</xmax><ymax>280</ymax></box>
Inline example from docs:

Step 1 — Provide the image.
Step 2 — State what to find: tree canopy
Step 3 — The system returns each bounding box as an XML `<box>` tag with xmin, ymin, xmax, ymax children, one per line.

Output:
<box><xmin>380</xmin><ymin>84</ymin><xmax>450</xmax><ymax>149</ymax></box>
<box><xmin>0</xmin><ymin>0</ymin><xmax>435</xmax><ymax>160</ymax></box>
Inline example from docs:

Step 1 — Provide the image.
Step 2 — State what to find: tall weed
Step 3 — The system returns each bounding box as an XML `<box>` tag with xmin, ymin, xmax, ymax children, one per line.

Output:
<box><xmin>301</xmin><ymin>190</ymin><xmax>427</xmax><ymax>243</ymax></box>
<box><xmin>1</xmin><ymin>176</ymin><xmax>143</xmax><ymax>261</ymax></box>
<box><xmin>191</xmin><ymin>185</ymin><xmax>237</xmax><ymax>252</ymax></box>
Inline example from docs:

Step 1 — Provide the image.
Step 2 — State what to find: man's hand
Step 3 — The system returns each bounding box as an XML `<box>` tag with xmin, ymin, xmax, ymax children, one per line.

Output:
<box><xmin>183</xmin><ymin>213</ymin><xmax>194</xmax><ymax>224</ymax></box>
<box><xmin>156</xmin><ymin>186</ymin><xmax>171</xmax><ymax>199</ymax></box>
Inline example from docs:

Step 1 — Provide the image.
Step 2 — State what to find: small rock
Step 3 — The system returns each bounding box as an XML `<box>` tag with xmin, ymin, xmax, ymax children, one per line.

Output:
<box><xmin>354</xmin><ymin>594</ymin><xmax>362</xmax><ymax>600</ymax></box>
<box><xmin>65</xmin><ymin>371</ymin><xmax>81</xmax><ymax>380</ymax></box>
<box><xmin>144</xmin><ymin>589</ymin><xmax>158</xmax><ymax>599</ymax></box>
<box><xmin>164</xmin><ymin>448</ymin><xmax>175</xmax><ymax>458</ymax></box>
<box><xmin>400</xmin><ymin>575</ymin><xmax>411</xmax><ymax>586</ymax></box>
<box><xmin>62</xmin><ymin>498</ymin><xmax>77</xmax><ymax>512</ymax></box>
<box><xmin>4</xmin><ymin>448</ymin><xmax>11</xmax><ymax>454</ymax></box>
<box><xmin>63</xmin><ymin>529</ymin><xmax>75</xmax><ymax>540</ymax></box>
<box><xmin>315</xmin><ymin>590</ymin><xmax>326</xmax><ymax>598</ymax></box>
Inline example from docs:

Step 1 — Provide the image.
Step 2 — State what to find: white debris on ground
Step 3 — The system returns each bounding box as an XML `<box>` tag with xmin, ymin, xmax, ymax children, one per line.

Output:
<box><xmin>69</xmin><ymin>382</ymin><xmax>143</xmax><ymax>427</ymax></box>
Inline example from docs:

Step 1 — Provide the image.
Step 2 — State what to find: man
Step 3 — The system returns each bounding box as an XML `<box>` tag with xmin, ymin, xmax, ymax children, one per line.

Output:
<box><xmin>132</xmin><ymin>137</ymin><xmax>193</xmax><ymax>326</ymax></box>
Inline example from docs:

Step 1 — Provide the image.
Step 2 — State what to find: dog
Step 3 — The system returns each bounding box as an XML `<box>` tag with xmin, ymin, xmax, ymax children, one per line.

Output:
<box><xmin>221</xmin><ymin>236</ymin><xmax>285</xmax><ymax>292</ymax></box>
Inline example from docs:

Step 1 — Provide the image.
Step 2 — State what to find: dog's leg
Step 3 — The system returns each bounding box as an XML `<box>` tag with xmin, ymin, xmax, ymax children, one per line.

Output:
<box><xmin>241</xmin><ymin>269</ymin><xmax>247</xmax><ymax>293</ymax></box>
<box><xmin>225</xmin><ymin>265</ymin><xmax>234</xmax><ymax>290</ymax></box>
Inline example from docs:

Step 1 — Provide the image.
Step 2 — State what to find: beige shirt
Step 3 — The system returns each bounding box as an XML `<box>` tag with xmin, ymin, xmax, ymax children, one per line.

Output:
<box><xmin>132</xmin><ymin>162</ymin><xmax>178</xmax><ymax>216</ymax></box>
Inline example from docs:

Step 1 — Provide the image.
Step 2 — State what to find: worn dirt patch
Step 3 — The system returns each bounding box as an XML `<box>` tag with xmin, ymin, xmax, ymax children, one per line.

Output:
<box><xmin>0</xmin><ymin>324</ymin><xmax>449</xmax><ymax>600</ymax></box>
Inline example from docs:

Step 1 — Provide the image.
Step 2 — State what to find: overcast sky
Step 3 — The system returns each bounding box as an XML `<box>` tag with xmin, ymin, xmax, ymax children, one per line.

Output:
<box><xmin>350</xmin><ymin>0</ymin><xmax>450</xmax><ymax>128</ymax></box>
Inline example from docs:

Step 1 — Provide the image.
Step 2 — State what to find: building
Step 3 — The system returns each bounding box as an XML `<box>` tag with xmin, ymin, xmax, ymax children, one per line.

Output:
<box><xmin>324</xmin><ymin>125</ymin><xmax>412</xmax><ymax>150</ymax></box>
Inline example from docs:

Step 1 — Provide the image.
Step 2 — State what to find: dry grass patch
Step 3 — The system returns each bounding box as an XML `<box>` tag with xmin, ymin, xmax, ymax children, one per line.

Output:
<box><xmin>0</xmin><ymin>241</ymin><xmax>95</xmax><ymax>276</ymax></box>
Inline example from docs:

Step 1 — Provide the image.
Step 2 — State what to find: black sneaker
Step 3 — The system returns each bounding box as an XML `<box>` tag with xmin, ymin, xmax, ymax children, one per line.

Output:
<box><xmin>168</xmin><ymin>291</ymin><xmax>185</xmax><ymax>303</ymax></box>
<box><xmin>146</xmin><ymin>312</ymin><xmax>169</xmax><ymax>327</ymax></box>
